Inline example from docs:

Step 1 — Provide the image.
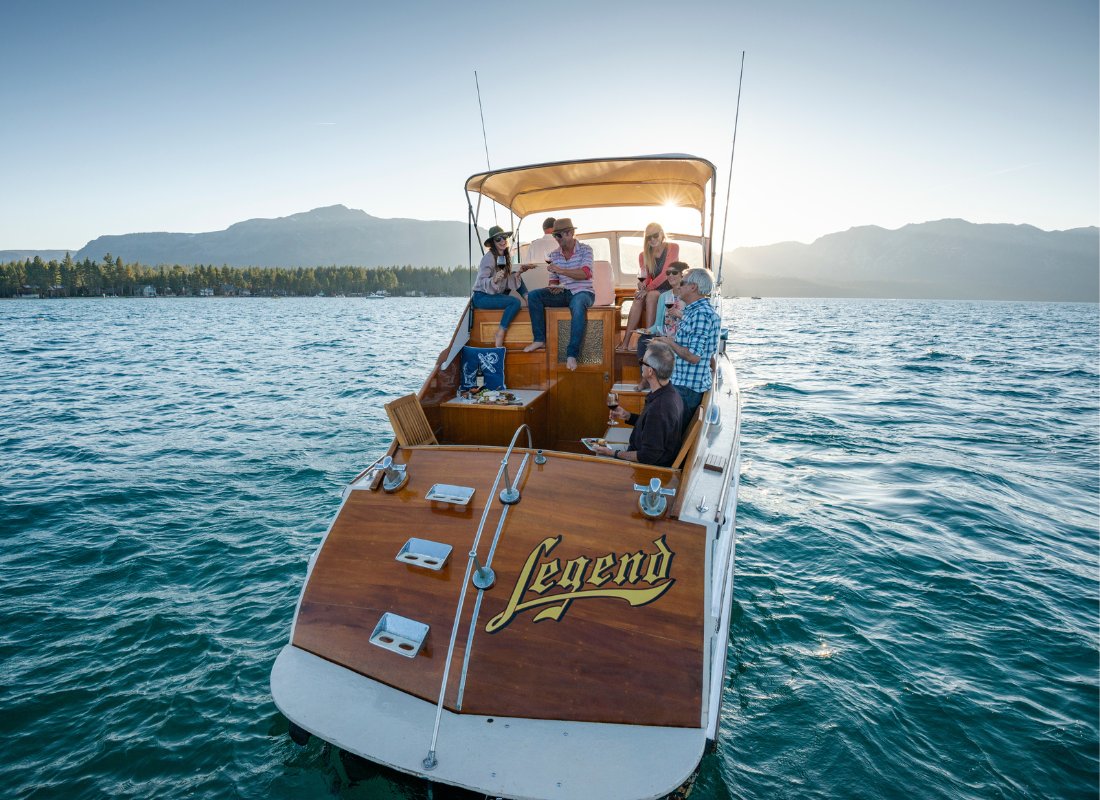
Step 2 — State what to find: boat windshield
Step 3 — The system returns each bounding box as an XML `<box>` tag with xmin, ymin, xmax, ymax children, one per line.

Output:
<box><xmin>562</xmin><ymin>231</ymin><xmax>708</xmax><ymax>286</ymax></box>
<box><xmin>617</xmin><ymin>235</ymin><xmax>706</xmax><ymax>275</ymax></box>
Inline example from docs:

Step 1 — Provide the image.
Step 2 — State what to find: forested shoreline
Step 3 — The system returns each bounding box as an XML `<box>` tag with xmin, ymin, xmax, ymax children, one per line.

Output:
<box><xmin>1</xmin><ymin>254</ymin><xmax>473</xmax><ymax>297</ymax></box>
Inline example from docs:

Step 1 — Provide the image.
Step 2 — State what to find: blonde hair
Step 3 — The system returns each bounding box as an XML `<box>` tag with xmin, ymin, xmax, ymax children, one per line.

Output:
<box><xmin>642</xmin><ymin>223</ymin><xmax>665</xmax><ymax>277</ymax></box>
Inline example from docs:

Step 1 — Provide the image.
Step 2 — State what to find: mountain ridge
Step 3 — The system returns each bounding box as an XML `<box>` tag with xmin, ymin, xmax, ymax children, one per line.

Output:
<box><xmin>73</xmin><ymin>205</ymin><xmax>481</xmax><ymax>269</ymax></box>
<box><xmin>727</xmin><ymin>218</ymin><xmax>1098</xmax><ymax>301</ymax></box>
<box><xmin>2</xmin><ymin>211</ymin><xmax>1096</xmax><ymax>301</ymax></box>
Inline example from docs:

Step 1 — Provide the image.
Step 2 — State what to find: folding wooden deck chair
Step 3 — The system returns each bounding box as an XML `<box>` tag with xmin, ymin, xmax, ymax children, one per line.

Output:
<box><xmin>384</xmin><ymin>394</ymin><xmax>438</xmax><ymax>447</ymax></box>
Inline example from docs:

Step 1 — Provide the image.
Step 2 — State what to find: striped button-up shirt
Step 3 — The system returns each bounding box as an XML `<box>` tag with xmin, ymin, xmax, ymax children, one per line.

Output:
<box><xmin>548</xmin><ymin>241</ymin><xmax>594</xmax><ymax>294</ymax></box>
<box><xmin>670</xmin><ymin>298</ymin><xmax>721</xmax><ymax>392</ymax></box>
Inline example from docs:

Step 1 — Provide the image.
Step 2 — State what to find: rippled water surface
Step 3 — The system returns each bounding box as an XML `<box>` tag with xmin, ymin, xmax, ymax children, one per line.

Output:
<box><xmin>2</xmin><ymin>297</ymin><xmax>1096</xmax><ymax>799</ymax></box>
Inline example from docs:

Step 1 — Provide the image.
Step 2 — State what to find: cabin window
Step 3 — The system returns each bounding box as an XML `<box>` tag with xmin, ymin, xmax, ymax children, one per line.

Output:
<box><xmin>584</xmin><ymin>236</ymin><xmax>612</xmax><ymax>263</ymax></box>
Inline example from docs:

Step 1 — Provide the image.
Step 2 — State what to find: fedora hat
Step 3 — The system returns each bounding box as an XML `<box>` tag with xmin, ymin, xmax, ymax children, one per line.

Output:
<box><xmin>552</xmin><ymin>218</ymin><xmax>575</xmax><ymax>233</ymax></box>
<box><xmin>483</xmin><ymin>225</ymin><xmax>512</xmax><ymax>247</ymax></box>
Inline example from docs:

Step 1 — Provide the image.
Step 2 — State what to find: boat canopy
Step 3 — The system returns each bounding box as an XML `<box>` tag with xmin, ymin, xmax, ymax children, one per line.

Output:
<box><xmin>465</xmin><ymin>154</ymin><xmax>717</xmax><ymax>218</ymax></box>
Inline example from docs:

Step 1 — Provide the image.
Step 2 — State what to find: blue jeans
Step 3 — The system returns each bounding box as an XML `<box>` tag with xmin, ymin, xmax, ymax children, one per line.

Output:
<box><xmin>527</xmin><ymin>288</ymin><xmax>595</xmax><ymax>359</ymax></box>
<box><xmin>472</xmin><ymin>290</ymin><xmax>522</xmax><ymax>329</ymax></box>
<box><xmin>674</xmin><ymin>384</ymin><xmax>703</xmax><ymax>433</ymax></box>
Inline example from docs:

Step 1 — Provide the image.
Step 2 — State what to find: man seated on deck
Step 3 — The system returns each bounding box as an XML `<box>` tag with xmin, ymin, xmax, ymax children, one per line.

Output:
<box><xmin>593</xmin><ymin>341</ymin><xmax>684</xmax><ymax>467</ymax></box>
<box><xmin>522</xmin><ymin>218</ymin><xmax>594</xmax><ymax>371</ymax></box>
<box><xmin>653</xmin><ymin>267</ymin><xmax>721</xmax><ymax>433</ymax></box>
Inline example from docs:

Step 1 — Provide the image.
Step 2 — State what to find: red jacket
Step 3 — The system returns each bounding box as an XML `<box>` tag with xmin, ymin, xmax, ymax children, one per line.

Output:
<box><xmin>638</xmin><ymin>242</ymin><xmax>680</xmax><ymax>290</ymax></box>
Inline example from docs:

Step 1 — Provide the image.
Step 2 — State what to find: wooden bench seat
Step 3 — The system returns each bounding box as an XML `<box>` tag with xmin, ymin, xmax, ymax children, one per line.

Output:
<box><xmin>471</xmin><ymin>305</ymin><xmax>619</xmax><ymax>349</ymax></box>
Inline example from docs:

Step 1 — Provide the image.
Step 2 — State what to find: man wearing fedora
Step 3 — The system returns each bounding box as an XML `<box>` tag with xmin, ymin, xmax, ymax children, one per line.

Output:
<box><xmin>522</xmin><ymin>218</ymin><xmax>594</xmax><ymax>371</ymax></box>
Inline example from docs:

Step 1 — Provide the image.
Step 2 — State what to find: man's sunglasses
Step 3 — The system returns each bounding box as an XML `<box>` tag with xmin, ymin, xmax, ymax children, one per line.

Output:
<box><xmin>552</xmin><ymin>229</ymin><xmax>574</xmax><ymax>239</ymax></box>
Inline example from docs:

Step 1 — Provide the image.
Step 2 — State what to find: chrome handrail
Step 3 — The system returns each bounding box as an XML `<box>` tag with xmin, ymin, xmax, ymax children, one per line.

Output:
<box><xmin>422</xmin><ymin>423</ymin><xmax>534</xmax><ymax>771</ymax></box>
<box><xmin>713</xmin><ymin>384</ymin><xmax>742</xmax><ymax>525</ymax></box>
<box><xmin>456</xmin><ymin>446</ymin><xmax>531</xmax><ymax>708</ymax></box>
<box><xmin>498</xmin><ymin>424</ymin><xmax>534</xmax><ymax>503</ymax></box>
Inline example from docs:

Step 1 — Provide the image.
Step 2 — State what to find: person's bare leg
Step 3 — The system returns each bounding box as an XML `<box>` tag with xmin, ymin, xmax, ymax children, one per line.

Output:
<box><xmin>494</xmin><ymin>326</ymin><xmax>506</xmax><ymax>348</ymax></box>
<box><xmin>620</xmin><ymin>294</ymin><xmax>645</xmax><ymax>348</ymax></box>
<box><xmin>643</xmin><ymin>290</ymin><xmax>661</xmax><ymax>328</ymax></box>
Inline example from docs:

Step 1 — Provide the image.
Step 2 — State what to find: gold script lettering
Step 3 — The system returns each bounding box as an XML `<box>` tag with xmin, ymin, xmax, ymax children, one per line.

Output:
<box><xmin>589</xmin><ymin>553</ymin><xmax>616</xmax><ymax>586</ymax></box>
<box><xmin>558</xmin><ymin>556</ymin><xmax>591</xmax><ymax>592</ymax></box>
<box><xmin>485</xmin><ymin>535</ymin><xmax>676</xmax><ymax>633</ymax></box>
<box><xmin>644</xmin><ymin>536</ymin><xmax>674</xmax><ymax>582</ymax></box>
<box><xmin>531</xmin><ymin>559</ymin><xmax>560</xmax><ymax>594</ymax></box>
<box><xmin>614</xmin><ymin>551</ymin><xmax>646</xmax><ymax>585</ymax></box>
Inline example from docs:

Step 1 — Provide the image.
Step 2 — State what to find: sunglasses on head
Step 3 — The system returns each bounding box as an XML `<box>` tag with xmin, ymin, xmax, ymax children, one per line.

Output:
<box><xmin>552</xmin><ymin>229</ymin><xmax>574</xmax><ymax>239</ymax></box>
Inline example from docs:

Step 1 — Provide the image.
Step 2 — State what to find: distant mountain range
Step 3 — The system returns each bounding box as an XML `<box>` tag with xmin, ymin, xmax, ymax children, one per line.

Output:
<box><xmin>727</xmin><ymin>219</ymin><xmax>1098</xmax><ymax>302</ymax></box>
<box><xmin>18</xmin><ymin>206</ymin><xmax>478</xmax><ymax>270</ymax></box>
<box><xmin>2</xmin><ymin>208</ymin><xmax>1096</xmax><ymax>301</ymax></box>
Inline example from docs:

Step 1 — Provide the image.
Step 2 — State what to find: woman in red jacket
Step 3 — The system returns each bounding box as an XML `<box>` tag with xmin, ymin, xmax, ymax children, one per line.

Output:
<box><xmin>619</xmin><ymin>222</ymin><xmax>680</xmax><ymax>348</ymax></box>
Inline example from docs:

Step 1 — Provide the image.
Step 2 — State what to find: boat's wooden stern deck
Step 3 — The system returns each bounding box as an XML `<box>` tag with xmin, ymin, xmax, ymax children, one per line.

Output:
<box><xmin>292</xmin><ymin>446</ymin><xmax>706</xmax><ymax>728</ymax></box>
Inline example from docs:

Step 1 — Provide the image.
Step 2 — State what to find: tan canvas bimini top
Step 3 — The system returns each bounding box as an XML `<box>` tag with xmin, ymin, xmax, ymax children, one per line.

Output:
<box><xmin>465</xmin><ymin>154</ymin><xmax>717</xmax><ymax>218</ymax></box>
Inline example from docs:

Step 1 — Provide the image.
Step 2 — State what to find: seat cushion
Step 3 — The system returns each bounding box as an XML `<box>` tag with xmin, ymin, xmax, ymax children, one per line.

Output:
<box><xmin>460</xmin><ymin>346</ymin><xmax>506</xmax><ymax>390</ymax></box>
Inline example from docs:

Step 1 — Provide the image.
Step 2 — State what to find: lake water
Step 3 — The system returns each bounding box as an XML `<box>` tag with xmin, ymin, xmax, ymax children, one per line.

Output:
<box><xmin>1</xmin><ymin>297</ymin><xmax>1096</xmax><ymax>799</ymax></box>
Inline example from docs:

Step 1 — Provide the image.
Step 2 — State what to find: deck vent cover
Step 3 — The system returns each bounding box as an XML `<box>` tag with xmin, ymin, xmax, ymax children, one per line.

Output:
<box><xmin>395</xmin><ymin>538</ymin><xmax>452</xmax><ymax>570</ymax></box>
<box><xmin>370</xmin><ymin>613</ymin><xmax>429</xmax><ymax>658</ymax></box>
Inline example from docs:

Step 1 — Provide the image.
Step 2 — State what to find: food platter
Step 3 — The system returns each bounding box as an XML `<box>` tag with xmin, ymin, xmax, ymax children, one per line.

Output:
<box><xmin>457</xmin><ymin>388</ymin><xmax>521</xmax><ymax>405</ymax></box>
<box><xmin>581</xmin><ymin>437</ymin><xmax>625</xmax><ymax>453</ymax></box>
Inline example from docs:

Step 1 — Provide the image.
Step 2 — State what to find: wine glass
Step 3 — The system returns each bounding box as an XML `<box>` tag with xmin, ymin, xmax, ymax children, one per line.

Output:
<box><xmin>606</xmin><ymin>392</ymin><xmax>619</xmax><ymax>426</ymax></box>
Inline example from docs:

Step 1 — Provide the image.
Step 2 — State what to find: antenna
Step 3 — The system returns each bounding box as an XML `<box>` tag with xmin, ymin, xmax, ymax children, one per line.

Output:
<box><xmin>474</xmin><ymin>71</ymin><xmax>492</xmax><ymax>172</ymax></box>
<box><xmin>473</xmin><ymin>70</ymin><xmax>497</xmax><ymax>227</ymax></box>
<box><xmin>716</xmin><ymin>51</ymin><xmax>745</xmax><ymax>288</ymax></box>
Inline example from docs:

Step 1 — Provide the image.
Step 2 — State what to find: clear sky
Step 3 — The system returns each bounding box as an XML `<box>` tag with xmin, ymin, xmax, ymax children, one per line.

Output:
<box><xmin>2</xmin><ymin>0</ymin><xmax>1097</xmax><ymax>251</ymax></box>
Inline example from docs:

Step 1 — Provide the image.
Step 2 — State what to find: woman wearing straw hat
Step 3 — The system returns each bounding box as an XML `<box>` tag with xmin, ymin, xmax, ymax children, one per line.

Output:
<box><xmin>472</xmin><ymin>226</ymin><xmax>536</xmax><ymax>348</ymax></box>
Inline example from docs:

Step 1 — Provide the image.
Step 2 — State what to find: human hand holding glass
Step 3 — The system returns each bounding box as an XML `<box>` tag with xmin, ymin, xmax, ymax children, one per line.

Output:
<box><xmin>606</xmin><ymin>392</ymin><xmax>619</xmax><ymax>426</ymax></box>
<box><xmin>548</xmin><ymin>260</ymin><xmax>562</xmax><ymax>291</ymax></box>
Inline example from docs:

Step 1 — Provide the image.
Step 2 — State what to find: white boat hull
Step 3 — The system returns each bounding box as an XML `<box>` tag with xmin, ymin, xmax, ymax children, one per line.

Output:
<box><xmin>272</xmin><ymin>645</ymin><xmax>705</xmax><ymax>800</ymax></box>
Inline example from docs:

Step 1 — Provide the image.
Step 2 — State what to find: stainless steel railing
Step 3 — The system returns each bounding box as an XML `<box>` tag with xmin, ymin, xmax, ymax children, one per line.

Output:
<box><xmin>422</xmin><ymin>424</ymin><xmax>534</xmax><ymax>771</ymax></box>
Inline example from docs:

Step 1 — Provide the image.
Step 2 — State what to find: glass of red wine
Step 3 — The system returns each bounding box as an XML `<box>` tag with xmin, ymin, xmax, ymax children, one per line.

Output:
<box><xmin>606</xmin><ymin>392</ymin><xmax>619</xmax><ymax>426</ymax></box>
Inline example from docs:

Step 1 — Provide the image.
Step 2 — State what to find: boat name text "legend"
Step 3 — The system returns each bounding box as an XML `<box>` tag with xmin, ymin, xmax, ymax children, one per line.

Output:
<box><xmin>485</xmin><ymin>535</ymin><xmax>676</xmax><ymax>632</ymax></box>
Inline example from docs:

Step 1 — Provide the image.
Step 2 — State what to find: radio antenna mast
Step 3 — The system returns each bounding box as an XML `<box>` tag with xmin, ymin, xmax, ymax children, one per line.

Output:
<box><xmin>473</xmin><ymin>70</ymin><xmax>497</xmax><ymax>227</ymax></box>
<box><xmin>716</xmin><ymin>51</ymin><xmax>745</xmax><ymax>288</ymax></box>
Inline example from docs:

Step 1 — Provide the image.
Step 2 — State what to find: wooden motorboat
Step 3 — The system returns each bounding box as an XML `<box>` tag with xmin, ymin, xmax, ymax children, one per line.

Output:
<box><xmin>271</xmin><ymin>154</ymin><xmax>742</xmax><ymax>799</ymax></box>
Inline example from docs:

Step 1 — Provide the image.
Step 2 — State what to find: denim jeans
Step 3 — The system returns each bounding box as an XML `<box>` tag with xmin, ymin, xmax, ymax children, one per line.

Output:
<box><xmin>472</xmin><ymin>290</ymin><xmax>522</xmax><ymax>329</ymax></box>
<box><xmin>674</xmin><ymin>384</ymin><xmax>703</xmax><ymax>433</ymax></box>
<box><xmin>527</xmin><ymin>288</ymin><xmax>595</xmax><ymax>359</ymax></box>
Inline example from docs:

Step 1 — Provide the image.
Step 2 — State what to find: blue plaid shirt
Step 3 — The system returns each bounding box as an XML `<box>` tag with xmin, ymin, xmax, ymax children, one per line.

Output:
<box><xmin>670</xmin><ymin>298</ymin><xmax>721</xmax><ymax>392</ymax></box>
